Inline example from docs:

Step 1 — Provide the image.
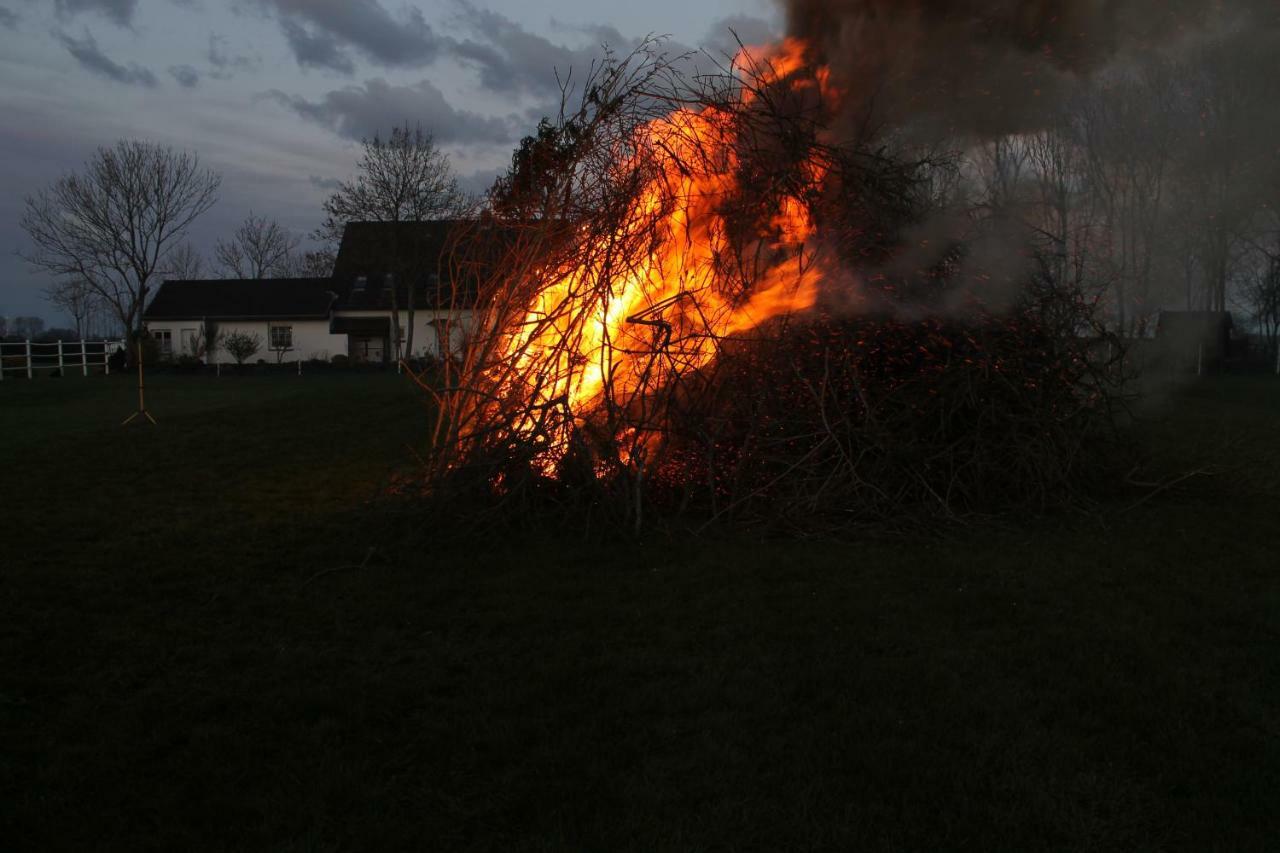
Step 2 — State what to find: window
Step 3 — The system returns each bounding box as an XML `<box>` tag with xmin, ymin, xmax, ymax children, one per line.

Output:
<box><xmin>153</xmin><ymin>329</ymin><xmax>172</xmax><ymax>357</ymax></box>
<box><xmin>270</xmin><ymin>325</ymin><xmax>293</xmax><ymax>349</ymax></box>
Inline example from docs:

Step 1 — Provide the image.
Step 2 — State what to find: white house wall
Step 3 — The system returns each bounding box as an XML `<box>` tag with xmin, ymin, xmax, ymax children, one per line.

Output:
<box><xmin>147</xmin><ymin>310</ymin><xmax>476</xmax><ymax>363</ymax></box>
<box><xmin>146</xmin><ymin>319</ymin><xmax>344</xmax><ymax>364</ymax></box>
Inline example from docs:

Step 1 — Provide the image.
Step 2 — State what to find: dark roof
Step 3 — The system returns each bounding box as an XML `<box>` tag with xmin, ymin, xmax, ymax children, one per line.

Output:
<box><xmin>330</xmin><ymin>219</ymin><xmax>519</xmax><ymax>310</ymax></box>
<box><xmin>330</xmin><ymin>316</ymin><xmax>391</xmax><ymax>336</ymax></box>
<box><xmin>145</xmin><ymin>278</ymin><xmax>336</xmax><ymax>320</ymax></box>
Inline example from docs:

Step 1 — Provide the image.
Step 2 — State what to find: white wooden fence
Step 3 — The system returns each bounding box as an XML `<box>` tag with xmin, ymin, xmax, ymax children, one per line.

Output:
<box><xmin>0</xmin><ymin>339</ymin><xmax>127</xmax><ymax>380</ymax></box>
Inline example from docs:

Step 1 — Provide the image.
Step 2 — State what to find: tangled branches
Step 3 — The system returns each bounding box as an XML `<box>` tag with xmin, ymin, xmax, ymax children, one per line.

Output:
<box><xmin>416</xmin><ymin>39</ymin><xmax>1129</xmax><ymax>536</ymax></box>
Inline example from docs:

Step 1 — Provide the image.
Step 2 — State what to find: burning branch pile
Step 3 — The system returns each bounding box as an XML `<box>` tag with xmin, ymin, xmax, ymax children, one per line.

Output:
<box><xmin>419</xmin><ymin>39</ymin><xmax>1125</xmax><ymax>534</ymax></box>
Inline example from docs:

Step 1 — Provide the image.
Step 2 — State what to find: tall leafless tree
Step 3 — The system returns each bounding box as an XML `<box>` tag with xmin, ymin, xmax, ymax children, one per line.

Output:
<box><xmin>19</xmin><ymin>140</ymin><xmax>220</xmax><ymax>334</ymax></box>
<box><xmin>278</xmin><ymin>248</ymin><xmax>336</xmax><ymax>279</ymax></box>
<box><xmin>318</xmin><ymin>125</ymin><xmax>471</xmax><ymax>359</ymax></box>
<box><xmin>1178</xmin><ymin>38</ymin><xmax>1272</xmax><ymax>314</ymax></box>
<box><xmin>162</xmin><ymin>242</ymin><xmax>206</xmax><ymax>280</ymax></box>
<box><xmin>43</xmin><ymin>278</ymin><xmax>106</xmax><ymax>339</ymax></box>
<box><xmin>215</xmin><ymin>212</ymin><xmax>301</xmax><ymax>279</ymax></box>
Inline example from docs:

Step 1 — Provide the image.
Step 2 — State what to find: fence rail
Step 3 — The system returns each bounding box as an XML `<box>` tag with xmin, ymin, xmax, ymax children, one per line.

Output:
<box><xmin>0</xmin><ymin>339</ymin><xmax>127</xmax><ymax>380</ymax></box>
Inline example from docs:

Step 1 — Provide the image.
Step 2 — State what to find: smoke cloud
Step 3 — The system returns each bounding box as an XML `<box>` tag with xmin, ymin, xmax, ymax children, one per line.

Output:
<box><xmin>781</xmin><ymin>0</ymin><xmax>1280</xmax><ymax>140</ymax></box>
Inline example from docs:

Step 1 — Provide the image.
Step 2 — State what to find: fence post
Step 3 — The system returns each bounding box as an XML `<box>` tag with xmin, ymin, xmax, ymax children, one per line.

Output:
<box><xmin>57</xmin><ymin>339</ymin><xmax>65</xmax><ymax>374</ymax></box>
<box><xmin>26</xmin><ymin>340</ymin><xmax>32</xmax><ymax>380</ymax></box>
<box><xmin>81</xmin><ymin>340</ymin><xmax>88</xmax><ymax>376</ymax></box>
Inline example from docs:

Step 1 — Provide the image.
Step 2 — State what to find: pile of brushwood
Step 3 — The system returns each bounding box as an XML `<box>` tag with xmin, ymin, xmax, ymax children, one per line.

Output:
<box><xmin>410</xmin><ymin>41</ymin><xmax>1130</xmax><ymax>537</ymax></box>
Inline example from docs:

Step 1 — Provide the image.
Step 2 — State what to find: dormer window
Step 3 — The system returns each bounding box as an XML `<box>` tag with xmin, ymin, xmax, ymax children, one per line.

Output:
<box><xmin>352</xmin><ymin>275</ymin><xmax>367</xmax><ymax>295</ymax></box>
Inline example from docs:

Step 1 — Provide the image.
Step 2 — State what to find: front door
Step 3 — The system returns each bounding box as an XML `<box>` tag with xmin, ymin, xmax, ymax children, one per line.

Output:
<box><xmin>349</xmin><ymin>335</ymin><xmax>387</xmax><ymax>364</ymax></box>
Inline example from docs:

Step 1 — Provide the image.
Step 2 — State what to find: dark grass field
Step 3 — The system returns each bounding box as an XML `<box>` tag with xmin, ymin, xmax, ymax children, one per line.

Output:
<box><xmin>2</xmin><ymin>371</ymin><xmax>1278</xmax><ymax>851</ymax></box>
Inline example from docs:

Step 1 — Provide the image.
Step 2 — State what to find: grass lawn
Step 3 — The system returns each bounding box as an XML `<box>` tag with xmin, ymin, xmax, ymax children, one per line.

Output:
<box><xmin>2</xmin><ymin>370</ymin><xmax>1278</xmax><ymax>851</ymax></box>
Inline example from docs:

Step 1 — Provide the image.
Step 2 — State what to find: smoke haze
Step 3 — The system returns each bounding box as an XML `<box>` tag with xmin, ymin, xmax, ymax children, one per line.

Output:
<box><xmin>781</xmin><ymin>0</ymin><xmax>1280</xmax><ymax>140</ymax></box>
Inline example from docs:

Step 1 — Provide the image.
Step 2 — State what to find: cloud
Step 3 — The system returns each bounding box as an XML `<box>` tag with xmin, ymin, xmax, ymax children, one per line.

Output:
<box><xmin>57</xmin><ymin>29</ymin><xmax>157</xmax><ymax>86</ymax></box>
<box><xmin>308</xmin><ymin>174</ymin><xmax>342</xmax><ymax>191</ymax></box>
<box><xmin>54</xmin><ymin>0</ymin><xmax>136</xmax><ymax>27</ymax></box>
<box><xmin>255</xmin><ymin>0</ymin><xmax>443</xmax><ymax>69</ymax></box>
<box><xmin>450</xmin><ymin>4</ymin><xmax>625</xmax><ymax>97</ymax></box>
<box><xmin>168</xmin><ymin>64</ymin><xmax>199</xmax><ymax>87</ymax></box>
<box><xmin>266</xmin><ymin>78</ymin><xmax>516</xmax><ymax>144</ymax></box>
<box><xmin>0</xmin><ymin>7</ymin><xmax>18</xmax><ymax>29</ymax></box>
<box><xmin>279</xmin><ymin>17</ymin><xmax>354</xmax><ymax>74</ymax></box>
<box><xmin>457</xmin><ymin>166</ymin><xmax>500</xmax><ymax>197</ymax></box>
<box><xmin>700</xmin><ymin>15</ymin><xmax>779</xmax><ymax>58</ymax></box>
<box><xmin>448</xmin><ymin>5</ymin><xmax>710</xmax><ymax>107</ymax></box>
<box><xmin>207</xmin><ymin>33</ymin><xmax>259</xmax><ymax>78</ymax></box>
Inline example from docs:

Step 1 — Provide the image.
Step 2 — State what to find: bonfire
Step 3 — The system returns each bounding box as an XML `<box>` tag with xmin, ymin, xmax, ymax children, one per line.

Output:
<box><xmin>418</xmin><ymin>37</ymin><xmax>1123</xmax><ymax>534</ymax></box>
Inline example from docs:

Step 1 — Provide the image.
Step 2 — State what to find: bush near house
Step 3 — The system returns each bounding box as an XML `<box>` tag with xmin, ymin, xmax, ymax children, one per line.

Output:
<box><xmin>222</xmin><ymin>331</ymin><xmax>263</xmax><ymax>365</ymax></box>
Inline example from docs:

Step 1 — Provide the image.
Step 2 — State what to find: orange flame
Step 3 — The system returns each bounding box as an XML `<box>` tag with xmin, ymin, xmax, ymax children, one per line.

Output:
<box><xmin>500</xmin><ymin>43</ymin><xmax>840</xmax><ymax>474</ymax></box>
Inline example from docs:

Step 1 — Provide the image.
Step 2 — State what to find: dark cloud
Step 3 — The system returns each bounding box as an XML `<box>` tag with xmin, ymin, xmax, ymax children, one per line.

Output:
<box><xmin>207</xmin><ymin>33</ymin><xmax>258</xmax><ymax>78</ymax></box>
<box><xmin>266</xmin><ymin>78</ymin><xmax>515</xmax><ymax>144</ymax></box>
<box><xmin>255</xmin><ymin>0</ymin><xmax>442</xmax><ymax>69</ymax></box>
<box><xmin>448</xmin><ymin>3</ymin><xmax>714</xmax><ymax>106</ymax></box>
<box><xmin>279</xmin><ymin>17</ymin><xmax>354</xmax><ymax>74</ymax></box>
<box><xmin>168</xmin><ymin>64</ymin><xmax>199</xmax><ymax>87</ymax></box>
<box><xmin>458</xmin><ymin>166</ymin><xmax>501</xmax><ymax>197</ymax></box>
<box><xmin>450</xmin><ymin>4</ymin><xmax>626</xmax><ymax>97</ymax></box>
<box><xmin>308</xmin><ymin>174</ymin><xmax>342</xmax><ymax>190</ymax></box>
<box><xmin>54</xmin><ymin>0</ymin><xmax>136</xmax><ymax>27</ymax></box>
<box><xmin>0</xmin><ymin>6</ymin><xmax>18</xmax><ymax>28</ymax></box>
<box><xmin>57</xmin><ymin>29</ymin><xmax>157</xmax><ymax>86</ymax></box>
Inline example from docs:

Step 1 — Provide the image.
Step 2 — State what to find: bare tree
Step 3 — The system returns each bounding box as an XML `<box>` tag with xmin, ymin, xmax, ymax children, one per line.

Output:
<box><xmin>20</xmin><ymin>140</ymin><xmax>220</xmax><ymax>334</ymax></box>
<box><xmin>1074</xmin><ymin>64</ymin><xmax>1184</xmax><ymax>336</ymax></box>
<box><xmin>275</xmin><ymin>247</ymin><xmax>336</xmax><ymax>279</ymax></box>
<box><xmin>9</xmin><ymin>316</ymin><xmax>46</xmax><ymax>338</ymax></box>
<box><xmin>318</xmin><ymin>125</ymin><xmax>470</xmax><ymax>359</ymax></box>
<box><xmin>215</xmin><ymin>212</ymin><xmax>301</xmax><ymax>279</ymax></box>
<box><xmin>43</xmin><ymin>278</ymin><xmax>106</xmax><ymax>338</ymax></box>
<box><xmin>1177</xmin><ymin>38</ymin><xmax>1272</xmax><ymax>313</ymax></box>
<box><xmin>1237</xmin><ymin>239</ymin><xmax>1280</xmax><ymax>358</ymax></box>
<box><xmin>162</xmin><ymin>242</ymin><xmax>206</xmax><ymax>280</ymax></box>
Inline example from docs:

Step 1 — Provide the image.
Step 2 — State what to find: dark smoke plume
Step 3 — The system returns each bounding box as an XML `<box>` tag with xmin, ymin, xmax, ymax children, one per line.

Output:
<box><xmin>782</xmin><ymin>0</ymin><xmax>1280</xmax><ymax>140</ymax></box>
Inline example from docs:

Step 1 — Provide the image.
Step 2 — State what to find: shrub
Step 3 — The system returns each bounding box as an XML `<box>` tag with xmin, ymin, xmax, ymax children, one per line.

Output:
<box><xmin>223</xmin><ymin>331</ymin><xmax>263</xmax><ymax>365</ymax></box>
<box><xmin>330</xmin><ymin>354</ymin><xmax>350</xmax><ymax>368</ymax></box>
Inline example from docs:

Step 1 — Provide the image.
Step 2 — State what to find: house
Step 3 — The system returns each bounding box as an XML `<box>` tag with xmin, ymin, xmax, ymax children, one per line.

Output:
<box><xmin>143</xmin><ymin>220</ymin><xmax>480</xmax><ymax>364</ymax></box>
